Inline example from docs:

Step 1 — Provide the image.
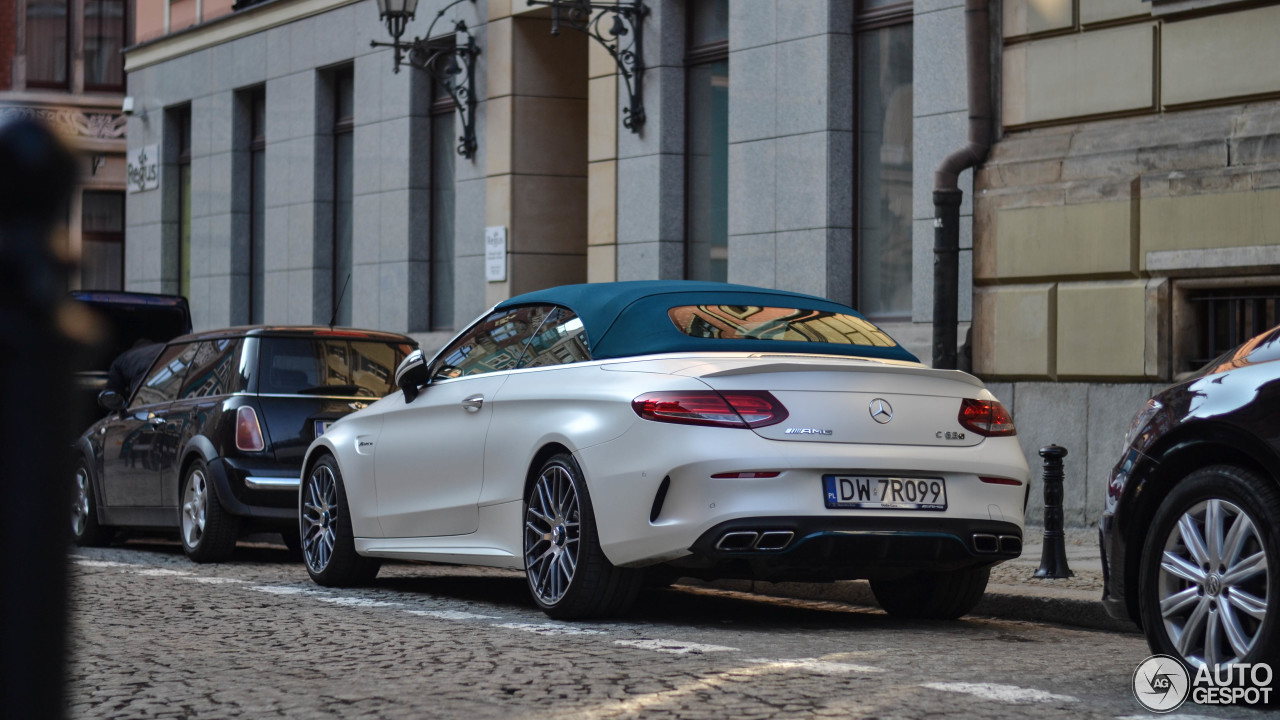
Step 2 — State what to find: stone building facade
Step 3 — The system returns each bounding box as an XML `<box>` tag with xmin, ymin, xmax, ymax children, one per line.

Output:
<box><xmin>117</xmin><ymin>0</ymin><xmax>1280</xmax><ymax>527</ymax></box>
<box><xmin>2</xmin><ymin>0</ymin><xmax>129</xmax><ymax>289</ymax></box>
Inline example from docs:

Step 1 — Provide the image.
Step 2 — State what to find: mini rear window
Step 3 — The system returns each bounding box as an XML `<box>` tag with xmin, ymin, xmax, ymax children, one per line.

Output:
<box><xmin>668</xmin><ymin>305</ymin><xmax>897</xmax><ymax>347</ymax></box>
<box><xmin>258</xmin><ymin>338</ymin><xmax>415</xmax><ymax>397</ymax></box>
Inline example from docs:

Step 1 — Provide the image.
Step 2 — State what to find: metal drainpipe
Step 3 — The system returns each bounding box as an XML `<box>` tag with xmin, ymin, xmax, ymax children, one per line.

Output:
<box><xmin>932</xmin><ymin>0</ymin><xmax>992</xmax><ymax>369</ymax></box>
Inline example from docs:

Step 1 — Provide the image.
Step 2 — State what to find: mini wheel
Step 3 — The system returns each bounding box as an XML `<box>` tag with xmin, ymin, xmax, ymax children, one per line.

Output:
<box><xmin>180</xmin><ymin>459</ymin><xmax>239</xmax><ymax>562</ymax></box>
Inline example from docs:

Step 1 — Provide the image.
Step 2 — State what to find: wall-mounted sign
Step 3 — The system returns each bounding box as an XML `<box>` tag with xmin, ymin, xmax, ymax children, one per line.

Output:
<box><xmin>127</xmin><ymin>144</ymin><xmax>159</xmax><ymax>193</ymax></box>
<box><xmin>485</xmin><ymin>226</ymin><xmax>507</xmax><ymax>282</ymax></box>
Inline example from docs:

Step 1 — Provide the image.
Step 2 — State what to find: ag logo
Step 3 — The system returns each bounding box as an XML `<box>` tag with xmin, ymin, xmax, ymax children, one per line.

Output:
<box><xmin>1132</xmin><ymin>655</ymin><xmax>1189</xmax><ymax>713</ymax></box>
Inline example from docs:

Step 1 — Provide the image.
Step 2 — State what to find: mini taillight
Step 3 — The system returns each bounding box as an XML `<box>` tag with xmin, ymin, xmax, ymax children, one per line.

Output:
<box><xmin>236</xmin><ymin>406</ymin><xmax>266</xmax><ymax>451</ymax></box>
<box><xmin>631</xmin><ymin>391</ymin><xmax>789</xmax><ymax>429</ymax></box>
<box><xmin>958</xmin><ymin>398</ymin><xmax>1016</xmax><ymax>437</ymax></box>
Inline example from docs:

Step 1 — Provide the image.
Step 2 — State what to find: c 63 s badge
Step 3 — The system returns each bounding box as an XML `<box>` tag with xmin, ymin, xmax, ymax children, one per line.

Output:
<box><xmin>936</xmin><ymin>431</ymin><xmax>966</xmax><ymax>441</ymax></box>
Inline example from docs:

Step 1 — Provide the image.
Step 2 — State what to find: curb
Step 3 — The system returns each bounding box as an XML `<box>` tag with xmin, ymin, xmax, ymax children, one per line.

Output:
<box><xmin>683</xmin><ymin>578</ymin><xmax>1139</xmax><ymax>634</ymax></box>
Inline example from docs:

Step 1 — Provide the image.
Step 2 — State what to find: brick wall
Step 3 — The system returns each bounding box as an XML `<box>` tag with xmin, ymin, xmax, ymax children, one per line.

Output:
<box><xmin>0</xmin><ymin>0</ymin><xmax>14</xmax><ymax>90</ymax></box>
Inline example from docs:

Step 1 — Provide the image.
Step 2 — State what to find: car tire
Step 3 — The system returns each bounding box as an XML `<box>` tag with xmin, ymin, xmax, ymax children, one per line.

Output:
<box><xmin>301</xmin><ymin>454</ymin><xmax>380</xmax><ymax>587</ymax></box>
<box><xmin>179</xmin><ymin>459</ymin><xmax>239</xmax><ymax>562</ymax></box>
<box><xmin>1138</xmin><ymin>464</ymin><xmax>1280</xmax><ymax>671</ymax></box>
<box><xmin>871</xmin><ymin>565</ymin><xmax>990</xmax><ymax>620</ymax></box>
<box><xmin>71</xmin><ymin>459</ymin><xmax>113</xmax><ymax>547</ymax></box>
<box><xmin>523</xmin><ymin>452</ymin><xmax>641</xmax><ymax>619</ymax></box>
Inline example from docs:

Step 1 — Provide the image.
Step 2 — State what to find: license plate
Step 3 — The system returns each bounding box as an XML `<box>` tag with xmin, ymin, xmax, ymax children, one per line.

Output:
<box><xmin>823</xmin><ymin>475</ymin><xmax>947</xmax><ymax>511</ymax></box>
<box><xmin>314</xmin><ymin>420</ymin><xmax>333</xmax><ymax>437</ymax></box>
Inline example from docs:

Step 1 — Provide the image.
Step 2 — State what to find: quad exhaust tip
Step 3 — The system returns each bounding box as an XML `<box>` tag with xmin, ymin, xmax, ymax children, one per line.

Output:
<box><xmin>972</xmin><ymin>533</ymin><xmax>1022</xmax><ymax>554</ymax></box>
<box><xmin>715</xmin><ymin>530</ymin><xmax>794</xmax><ymax>552</ymax></box>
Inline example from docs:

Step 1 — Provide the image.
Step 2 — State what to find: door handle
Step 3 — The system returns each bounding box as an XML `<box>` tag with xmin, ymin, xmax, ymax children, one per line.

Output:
<box><xmin>149</xmin><ymin>417</ymin><xmax>165</xmax><ymax>427</ymax></box>
<box><xmin>461</xmin><ymin>394</ymin><xmax>484</xmax><ymax>413</ymax></box>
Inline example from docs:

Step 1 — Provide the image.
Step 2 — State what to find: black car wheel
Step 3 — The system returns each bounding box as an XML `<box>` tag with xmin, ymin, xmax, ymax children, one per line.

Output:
<box><xmin>71</xmin><ymin>459</ymin><xmax>113</xmax><ymax>547</ymax></box>
<box><xmin>1138</xmin><ymin>464</ymin><xmax>1280</xmax><ymax>670</ymax></box>
<box><xmin>871</xmin><ymin>566</ymin><xmax>990</xmax><ymax>620</ymax></box>
<box><xmin>301</xmin><ymin>454</ymin><xmax>380</xmax><ymax>586</ymax></box>
<box><xmin>523</xmin><ymin>453</ymin><xmax>641</xmax><ymax>619</ymax></box>
<box><xmin>180</xmin><ymin>459</ymin><xmax>239</xmax><ymax>562</ymax></box>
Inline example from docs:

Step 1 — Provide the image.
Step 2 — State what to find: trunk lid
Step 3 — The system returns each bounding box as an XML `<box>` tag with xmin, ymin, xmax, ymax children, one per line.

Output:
<box><xmin>682</xmin><ymin>356</ymin><xmax>991</xmax><ymax>448</ymax></box>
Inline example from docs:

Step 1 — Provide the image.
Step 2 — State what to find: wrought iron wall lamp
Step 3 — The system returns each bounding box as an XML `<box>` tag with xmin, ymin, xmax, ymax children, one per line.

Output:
<box><xmin>372</xmin><ymin>0</ymin><xmax>481</xmax><ymax>158</ymax></box>
<box><xmin>524</xmin><ymin>0</ymin><xmax>649</xmax><ymax>133</ymax></box>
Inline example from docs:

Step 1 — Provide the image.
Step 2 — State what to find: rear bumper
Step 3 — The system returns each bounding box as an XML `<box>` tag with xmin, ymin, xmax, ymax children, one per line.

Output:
<box><xmin>671</xmin><ymin>516</ymin><xmax>1022</xmax><ymax>582</ymax></box>
<box><xmin>207</xmin><ymin>457</ymin><xmax>298</xmax><ymax>523</ymax></box>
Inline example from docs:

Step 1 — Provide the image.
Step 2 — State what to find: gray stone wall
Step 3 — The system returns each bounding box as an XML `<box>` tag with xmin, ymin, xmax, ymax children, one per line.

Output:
<box><xmin>723</xmin><ymin>0</ymin><xmax>855</xmax><ymax>304</ymax></box>
<box><xmin>124</xmin><ymin>0</ymin><xmax>481</xmax><ymax>332</ymax></box>
<box><xmin>987</xmin><ymin>381</ymin><xmax>1164</xmax><ymax>529</ymax></box>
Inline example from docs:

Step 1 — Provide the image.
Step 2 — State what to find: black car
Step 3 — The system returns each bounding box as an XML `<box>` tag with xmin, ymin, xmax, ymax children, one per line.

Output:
<box><xmin>1102</xmin><ymin>325</ymin><xmax>1280</xmax><ymax>671</ymax></box>
<box><xmin>72</xmin><ymin>326</ymin><xmax>417</xmax><ymax>561</ymax></box>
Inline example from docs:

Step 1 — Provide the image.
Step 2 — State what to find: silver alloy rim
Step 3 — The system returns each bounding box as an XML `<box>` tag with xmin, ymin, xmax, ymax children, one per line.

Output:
<box><xmin>1158</xmin><ymin>498</ymin><xmax>1271</xmax><ymax>669</ymax></box>
<box><xmin>524</xmin><ymin>463</ymin><xmax>581</xmax><ymax>605</ymax></box>
<box><xmin>72</xmin><ymin>467</ymin><xmax>91</xmax><ymax>537</ymax></box>
<box><xmin>181</xmin><ymin>468</ymin><xmax>208</xmax><ymax>549</ymax></box>
<box><xmin>302</xmin><ymin>464</ymin><xmax>338</xmax><ymax>573</ymax></box>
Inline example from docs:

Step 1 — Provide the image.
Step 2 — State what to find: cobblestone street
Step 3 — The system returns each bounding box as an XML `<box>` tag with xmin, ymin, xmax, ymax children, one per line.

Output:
<box><xmin>67</xmin><ymin>541</ymin><xmax>1252</xmax><ymax>719</ymax></box>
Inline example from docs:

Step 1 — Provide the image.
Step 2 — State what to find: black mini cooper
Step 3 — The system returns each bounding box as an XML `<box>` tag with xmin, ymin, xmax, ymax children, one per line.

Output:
<box><xmin>72</xmin><ymin>326</ymin><xmax>416</xmax><ymax>561</ymax></box>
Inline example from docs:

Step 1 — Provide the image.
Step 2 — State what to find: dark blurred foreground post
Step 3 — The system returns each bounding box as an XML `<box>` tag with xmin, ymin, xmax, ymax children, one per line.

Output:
<box><xmin>0</xmin><ymin>117</ymin><xmax>81</xmax><ymax>719</ymax></box>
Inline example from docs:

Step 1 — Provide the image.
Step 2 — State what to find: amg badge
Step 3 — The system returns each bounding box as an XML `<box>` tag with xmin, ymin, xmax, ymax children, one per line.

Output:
<box><xmin>785</xmin><ymin>428</ymin><xmax>833</xmax><ymax>435</ymax></box>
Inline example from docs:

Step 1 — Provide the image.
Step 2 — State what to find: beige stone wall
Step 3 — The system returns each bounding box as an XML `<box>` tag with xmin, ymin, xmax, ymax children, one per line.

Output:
<box><xmin>978</xmin><ymin>2</ymin><xmax>1280</xmax><ymax>382</ymax></box>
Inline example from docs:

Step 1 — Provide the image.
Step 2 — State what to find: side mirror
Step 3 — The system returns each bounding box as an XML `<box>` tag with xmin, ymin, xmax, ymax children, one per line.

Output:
<box><xmin>394</xmin><ymin>349</ymin><xmax>429</xmax><ymax>403</ymax></box>
<box><xmin>97</xmin><ymin>389</ymin><xmax>124</xmax><ymax>412</ymax></box>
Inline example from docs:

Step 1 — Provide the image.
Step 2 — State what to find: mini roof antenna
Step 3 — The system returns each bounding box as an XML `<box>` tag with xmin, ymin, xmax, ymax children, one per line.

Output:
<box><xmin>329</xmin><ymin>273</ymin><xmax>351</xmax><ymax>329</ymax></box>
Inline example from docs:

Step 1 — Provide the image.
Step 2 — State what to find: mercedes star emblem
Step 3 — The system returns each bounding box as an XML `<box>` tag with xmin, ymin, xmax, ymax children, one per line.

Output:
<box><xmin>869</xmin><ymin>398</ymin><xmax>894</xmax><ymax>424</ymax></box>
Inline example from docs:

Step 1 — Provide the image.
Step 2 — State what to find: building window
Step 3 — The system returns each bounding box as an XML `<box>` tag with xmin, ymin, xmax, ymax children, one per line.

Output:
<box><xmin>81</xmin><ymin>190</ymin><xmax>125</xmax><ymax>289</ymax></box>
<box><xmin>249</xmin><ymin>87</ymin><xmax>266</xmax><ymax>323</ymax></box>
<box><xmin>1178</xmin><ymin>284</ymin><xmax>1280</xmax><ymax>372</ymax></box>
<box><xmin>332</xmin><ymin>70</ymin><xmax>353</xmax><ymax>327</ymax></box>
<box><xmin>685</xmin><ymin>0</ymin><xmax>728</xmax><ymax>282</ymax></box>
<box><xmin>84</xmin><ymin>0</ymin><xmax>125</xmax><ymax>90</ymax></box>
<box><xmin>431</xmin><ymin>68</ymin><xmax>457</xmax><ymax>331</ymax></box>
<box><xmin>26</xmin><ymin>0</ymin><xmax>70</xmax><ymax>88</ymax></box>
<box><xmin>174</xmin><ymin>105</ymin><xmax>192</xmax><ymax>298</ymax></box>
<box><xmin>854</xmin><ymin>1</ymin><xmax>912</xmax><ymax>319</ymax></box>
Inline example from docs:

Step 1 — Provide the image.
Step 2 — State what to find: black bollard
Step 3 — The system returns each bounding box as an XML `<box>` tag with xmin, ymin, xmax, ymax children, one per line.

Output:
<box><xmin>1034</xmin><ymin>444</ymin><xmax>1074</xmax><ymax>578</ymax></box>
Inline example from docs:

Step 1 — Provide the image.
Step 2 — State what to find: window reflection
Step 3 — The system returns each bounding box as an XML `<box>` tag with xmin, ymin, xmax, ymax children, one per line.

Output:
<box><xmin>668</xmin><ymin>305</ymin><xmax>897</xmax><ymax>347</ymax></box>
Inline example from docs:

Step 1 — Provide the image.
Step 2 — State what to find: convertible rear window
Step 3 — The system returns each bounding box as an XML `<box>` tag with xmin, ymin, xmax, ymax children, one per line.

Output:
<box><xmin>668</xmin><ymin>305</ymin><xmax>897</xmax><ymax>347</ymax></box>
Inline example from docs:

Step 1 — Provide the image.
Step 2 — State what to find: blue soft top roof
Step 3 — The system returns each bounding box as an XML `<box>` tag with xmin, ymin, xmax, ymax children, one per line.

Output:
<box><xmin>496</xmin><ymin>280</ymin><xmax>919</xmax><ymax>363</ymax></box>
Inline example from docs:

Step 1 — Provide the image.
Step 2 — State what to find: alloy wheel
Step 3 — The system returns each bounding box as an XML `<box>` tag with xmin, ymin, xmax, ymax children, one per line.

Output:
<box><xmin>302</xmin><ymin>464</ymin><xmax>339</xmax><ymax>573</ymax></box>
<box><xmin>72</xmin><ymin>467</ymin><xmax>91</xmax><ymax>537</ymax></box>
<box><xmin>524</xmin><ymin>463</ymin><xmax>581</xmax><ymax>605</ymax></box>
<box><xmin>1158</xmin><ymin>498</ymin><xmax>1271</xmax><ymax>668</ymax></box>
<box><xmin>181</xmin><ymin>468</ymin><xmax>209</xmax><ymax>548</ymax></box>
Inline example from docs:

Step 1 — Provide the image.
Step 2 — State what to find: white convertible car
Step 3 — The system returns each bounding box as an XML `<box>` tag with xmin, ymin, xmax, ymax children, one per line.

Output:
<box><xmin>299</xmin><ymin>281</ymin><xmax>1030</xmax><ymax>619</ymax></box>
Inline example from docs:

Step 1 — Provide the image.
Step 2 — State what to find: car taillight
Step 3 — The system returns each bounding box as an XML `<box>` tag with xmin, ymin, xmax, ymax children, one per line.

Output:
<box><xmin>236</xmin><ymin>406</ymin><xmax>266</xmax><ymax>451</ymax></box>
<box><xmin>631</xmin><ymin>391</ymin><xmax>789</xmax><ymax>429</ymax></box>
<box><xmin>958</xmin><ymin>398</ymin><xmax>1016</xmax><ymax>437</ymax></box>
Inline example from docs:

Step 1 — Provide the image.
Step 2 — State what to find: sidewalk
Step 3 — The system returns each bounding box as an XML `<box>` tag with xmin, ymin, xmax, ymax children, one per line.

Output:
<box><xmin>689</xmin><ymin>526</ymin><xmax>1138</xmax><ymax>634</ymax></box>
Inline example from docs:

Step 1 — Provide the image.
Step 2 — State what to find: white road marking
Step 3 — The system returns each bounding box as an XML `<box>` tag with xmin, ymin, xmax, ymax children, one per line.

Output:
<box><xmin>745</xmin><ymin>658</ymin><xmax>884</xmax><ymax>675</ymax></box>
<box><xmin>921</xmin><ymin>682</ymin><xmax>1078</xmax><ymax>704</ymax></box>
<box><xmin>614</xmin><ymin>639</ymin><xmax>738</xmax><ymax>655</ymax></box>
<box><xmin>133</xmin><ymin>568</ymin><xmax>193</xmax><ymax>577</ymax></box>
<box><xmin>498</xmin><ymin>622</ymin><xmax>604</xmax><ymax>636</ymax></box>
<box><xmin>250</xmin><ymin>585</ymin><xmax>327</xmax><ymax>597</ymax></box>
<box><xmin>407</xmin><ymin>610</ymin><xmax>499</xmax><ymax>621</ymax></box>
<box><xmin>316</xmin><ymin>596</ymin><xmax>404</xmax><ymax>609</ymax></box>
<box><xmin>73</xmin><ymin>559</ymin><xmax>133</xmax><ymax>568</ymax></box>
<box><xmin>179</xmin><ymin>576</ymin><xmax>246</xmax><ymax>585</ymax></box>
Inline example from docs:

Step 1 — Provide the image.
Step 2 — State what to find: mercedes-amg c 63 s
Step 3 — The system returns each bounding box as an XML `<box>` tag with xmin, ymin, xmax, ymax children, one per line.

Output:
<box><xmin>299</xmin><ymin>281</ymin><xmax>1030</xmax><ymax>618</ymax></box>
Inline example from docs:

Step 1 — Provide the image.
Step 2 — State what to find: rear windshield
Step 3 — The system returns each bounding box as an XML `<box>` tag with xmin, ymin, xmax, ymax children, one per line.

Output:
<box><xmin>668</xmin><ymin>305</ymin><xmax>897</xmax><ymax>348</ymax></box>
<box><xmin>257</xmin><ymin>338</ymin><xmax>415</xmax><ymax>397</ymax></box>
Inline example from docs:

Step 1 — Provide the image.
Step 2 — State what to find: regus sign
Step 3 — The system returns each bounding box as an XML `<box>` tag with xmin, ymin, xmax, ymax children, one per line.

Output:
<box><xmin>127</xmin><ymin>144</ymin><xmax>159</xmax><ymax>193</ymax></box>
<box><xmin>485</xmin><ymin>226</ymin><xmax>507</xmax><ymax>282</ymax></box>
